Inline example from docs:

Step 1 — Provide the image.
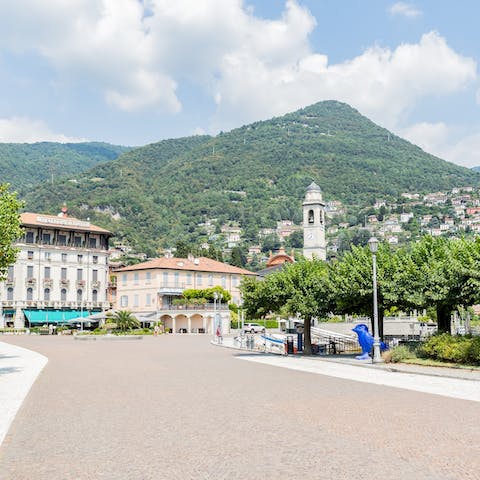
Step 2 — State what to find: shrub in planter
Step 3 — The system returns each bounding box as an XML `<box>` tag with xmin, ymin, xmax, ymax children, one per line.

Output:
<box><xmin>421</xmin><ymin>333</ymin><xmax>479</xmax><ymax>364</ymax></box>
<box><xmin>390</xmin><ymin>345</ymin><xmax>417</xmax><ymax>363</ymax></box>
<box><xmin>466</xmin><ymin>337</ymin><xmax>480</xmax><ymax>365</ymax></box>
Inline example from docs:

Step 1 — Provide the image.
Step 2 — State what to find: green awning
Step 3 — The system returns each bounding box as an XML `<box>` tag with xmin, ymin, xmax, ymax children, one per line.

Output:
<box><xmin>23</xmin><ymin>309</ymin><xmax>91</xmax><ymax>324</ymax></box>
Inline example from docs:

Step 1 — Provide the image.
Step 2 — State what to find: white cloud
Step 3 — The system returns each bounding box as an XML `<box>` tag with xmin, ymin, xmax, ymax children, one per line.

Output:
<box><xmin>0</xmin><ymin>117</ymin><xmax>86</xmax><ymax>143</ymax></box>
<box><xmin>389</xmin><ymin>2</ymin><xmax>422</xmax><ymax>18</ymax></box>
<box><xmin>0</xmin><ymin>0</ymin><xmax>316</xmax><ymax>115</ymax></box>
<box><xmin>211</xmin><ymin>31</ymin><xmax>476</xmax><ymax>133</ymax></box>
<box><xmin>400</xmin><ymin>122</ymin><xmax>480</xmax><ymax>168</ymax></box>
<box><xmin>105</xmin><ymin>70</ymin><xmax>180</xmax><ymax>112</ymax></box>
<box><xmin>0</xmin><ymin>0</ymin><xmax>477</xmax><ymax>165</ymax></box>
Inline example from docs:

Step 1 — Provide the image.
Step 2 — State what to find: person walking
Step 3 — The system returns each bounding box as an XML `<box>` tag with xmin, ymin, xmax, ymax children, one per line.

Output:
<box><xmin>216</xmin><ymin>325</ymin><xmax>223</xmax><ymax>344</ymax></box>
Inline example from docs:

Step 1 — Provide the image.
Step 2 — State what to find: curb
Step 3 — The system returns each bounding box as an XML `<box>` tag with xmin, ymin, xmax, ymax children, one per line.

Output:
<box><xmin>74</xmin><ymin>335</ymin><xmax>144</xmax><ymax>341</ymax></box>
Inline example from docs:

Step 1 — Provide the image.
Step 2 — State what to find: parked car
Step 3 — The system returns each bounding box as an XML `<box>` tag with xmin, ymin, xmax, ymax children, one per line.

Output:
<box><xmin>244</xmin><ymin>323</ymin><xmax>266</xmax><ymax>334</ymax></box>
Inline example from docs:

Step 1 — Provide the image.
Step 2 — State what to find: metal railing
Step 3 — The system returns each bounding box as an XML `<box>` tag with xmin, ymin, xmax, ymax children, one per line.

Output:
<box><xmin>161</xmin><ymin>303</ymin><xmax>229</xmax><ymax>311</ymax></box>
<box><xmin>310</xmin><ymin>327</ymin><xmax>360</xmax><ymax>354</ymax></box>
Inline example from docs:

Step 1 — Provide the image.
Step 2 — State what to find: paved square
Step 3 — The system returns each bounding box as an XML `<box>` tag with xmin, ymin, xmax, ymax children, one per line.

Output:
<box><xmin>0</xmin><ymin>335</ymin><xmax>479</xmax><ymax>479</ymax></box>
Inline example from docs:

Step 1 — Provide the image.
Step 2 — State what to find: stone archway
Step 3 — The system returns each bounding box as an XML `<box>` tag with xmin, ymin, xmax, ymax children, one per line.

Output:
<box><xmin>190</xmin><ymin>314</ymin><xmax>204</xmax><ymax>333</ymax></box>
<box><xmin>175</xmin><ymin>314</ymin><xmax>188</xmax><ymax>333</ymax></box>
<box><xmin>161</xmin><ymin>314</ymin><xmax>173</xmax><ymax>333</ymax></box>
<box><xmin>205</xmin><ymin>315</ymin><xmax>215</xmax><ymax>334</ymax></box>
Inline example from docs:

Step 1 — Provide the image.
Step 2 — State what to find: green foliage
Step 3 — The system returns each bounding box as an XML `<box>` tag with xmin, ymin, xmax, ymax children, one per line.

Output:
<box><xmin>418</xmin><ymin>333</ymin><xmax>480</xmax><ymax>364</ymax></box>
<box><xmin>240</xmin><ymin>257</ymin><xmax>331</xmax><ymax>354</ymax></box>
<box><xmin>172</xmin><ymin>297</ymin><xmax>207</xmax><ymax>306</ymax></box>
<box><xmin>284</xmin><ymin>230</ymin><xmax>303</xmax><ymax>248</ymax></box>
<box><xmin>0</xmin><ymin>184</ymin><xmax>24</xmax><ymax>279</ymax></box>
<box><xmin>228</xmin><ymin>303</ymin><xmax>238</xmax><ymax>313</ymax></box>
<box><xmin>393</xmin><ymin>236</ymin><xmax>480</xmax><ymax>332</ymax></box>
<box><xmin>0</xmin><ymin>142</ymin><xmax>128</xmax><ymax>197</ymax></box>
<box><xmin>181</xmin><ymin>286</ymin><xmax>231</xmax><ymax>303</ymax></box>
<box><xmin>390</xmin><ymin>345</ymin><xmax>418</xmax><ymax>363</ymax></box>
<box><xmin>325</xmin><ymin>316</ymin><xmax>344</xmax><ymax>323</ymax></box>
<box><xmin>112</xmin><ymin>310</ymin><xmax>140</xmax><ymax>332</ymax></box>
<box><xmin>230</xmin><ymin>246</ymin><xmax>247</xmax><ymax>267</ymax></box>
<box><xmin>21</xmin><ymin>101</ymin><xmax>480</xmax><ymax>256</ymax></box>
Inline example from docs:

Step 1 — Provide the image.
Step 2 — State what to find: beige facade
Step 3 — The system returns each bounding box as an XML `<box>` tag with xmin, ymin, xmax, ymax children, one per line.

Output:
<box><xmin>0</xmin><ymin>211</ymin><xmax>112</xmax><ymax>328</ymax></box>
<box><xmin>113</xmin><ymin>256</ymin><xmax>255</xmax><ymax>334</ymax></box>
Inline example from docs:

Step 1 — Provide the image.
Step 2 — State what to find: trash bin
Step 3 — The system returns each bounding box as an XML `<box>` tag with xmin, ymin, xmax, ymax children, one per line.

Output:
<box><xmin>286</xmin><ymin>335</ymin><xmax>294</xmax><ymax>355</ymax></box>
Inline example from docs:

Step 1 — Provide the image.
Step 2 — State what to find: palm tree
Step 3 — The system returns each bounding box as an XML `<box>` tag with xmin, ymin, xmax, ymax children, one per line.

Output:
<box><xmin>113</xmin><ymin>310</ymin><xmax>140</xmax><ymax>332</ymax></box>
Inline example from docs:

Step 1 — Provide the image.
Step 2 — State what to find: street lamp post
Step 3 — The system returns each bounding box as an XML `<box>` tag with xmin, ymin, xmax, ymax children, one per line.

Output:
<box><xmin>368</xmin><ymin>237</ymin><xmax>383</xmax><ymax>364</ymax></box>
<box><xmin>212</xmin><ymin>292</ymin><xmax>217</xmax><ymax>341</ymax></box>
<box><xmin>80</xmin><ymin>301</ymin><xmax>84</xmax><ymax>332</ymax></box>
<box><xmin>212</xmin><ymin>291</ymin><xmax>223</xmax><ymax>342</ymax></box>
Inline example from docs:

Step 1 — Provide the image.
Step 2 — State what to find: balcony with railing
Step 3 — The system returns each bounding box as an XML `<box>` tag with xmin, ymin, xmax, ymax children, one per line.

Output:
<box><xmin>160</xmin><ymin>302</ymin><xmax>229</xmax><ymax>312</ymax></box>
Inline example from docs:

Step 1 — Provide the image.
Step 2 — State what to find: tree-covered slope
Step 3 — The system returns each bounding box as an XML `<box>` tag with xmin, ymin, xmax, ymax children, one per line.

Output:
<box><xmin>0</xmin><ymin>141</ymin><xmax>130</xmax><ymax>195</ymax></box>
<box><xmin>23</xmin><ymin>101</ymin><xmax>480</xmax><ymax>255</ymax></box>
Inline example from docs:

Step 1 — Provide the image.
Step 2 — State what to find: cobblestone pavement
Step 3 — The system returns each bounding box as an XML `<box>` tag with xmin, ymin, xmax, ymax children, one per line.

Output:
<box><xmin>1</xmin><ymin>335</ymin><xmax>479</xmax><ymax>480</ymax></box>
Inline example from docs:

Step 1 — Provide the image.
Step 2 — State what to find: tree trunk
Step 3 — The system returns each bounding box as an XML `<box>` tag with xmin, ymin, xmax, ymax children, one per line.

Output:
<box><xmin>304</xmin><ymin>317</ymin><xmax>312</xmax><ymax>355</ymax></box>
<box><xmin>370</xmin><ymin>306</ymin><xmax>384</xmax><ymax>340</ymax></box>
<box><xmin>436</xmin><ymin>304</ymin><xmax>451</xmax><ymax>333</ymax></box>
<box><xmin>379</xmin><ymin>306</ymin><xmax>384</xmax><ymax>341</ymax></box>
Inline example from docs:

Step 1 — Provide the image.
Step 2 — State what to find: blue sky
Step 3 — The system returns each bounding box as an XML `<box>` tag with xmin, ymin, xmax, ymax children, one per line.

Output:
<box><xmin>0</xmin><ymin>1</ymin><xmax>480</xmax><ymax>167</ymax></box>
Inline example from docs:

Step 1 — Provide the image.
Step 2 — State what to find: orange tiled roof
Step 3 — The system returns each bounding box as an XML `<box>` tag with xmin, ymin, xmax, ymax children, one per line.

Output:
<box><xmin>21</xmin><ymin>212</ymin><xmax>112</xmax><ymax>234</ymax></box>
<box><xmin>115</xmin><ymin>256</ymin><xmax>256</xmax><ymax>275</ymax></box>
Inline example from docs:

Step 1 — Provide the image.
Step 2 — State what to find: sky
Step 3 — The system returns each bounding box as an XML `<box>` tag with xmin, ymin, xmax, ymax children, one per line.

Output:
<box><xmin>1</xmin><ymin>0</ymin><xmax>480</xmax><ymax>167</ymax></box>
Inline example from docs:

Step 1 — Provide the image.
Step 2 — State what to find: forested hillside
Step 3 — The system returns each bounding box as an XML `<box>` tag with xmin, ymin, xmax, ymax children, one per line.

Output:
<box><xmin>0</xmin><ymin>142</ymin><xmax>129</xmax><ymax>195</ymax></box>
<box><xmin>23</xmin><ymin>101</ymin><xmax>480</xmax><ymax>255</ymax></box>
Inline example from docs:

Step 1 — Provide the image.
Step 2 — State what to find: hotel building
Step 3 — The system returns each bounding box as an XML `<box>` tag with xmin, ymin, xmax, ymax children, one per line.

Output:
<box><xmin>0</xmin><ymin>209</ymin><xmax>112</xmax><ymax>328</ymax></box>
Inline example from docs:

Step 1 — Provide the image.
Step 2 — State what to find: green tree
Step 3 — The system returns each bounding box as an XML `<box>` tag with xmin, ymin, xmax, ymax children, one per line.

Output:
<box><xmin>0</xmin><ymin>184</ymin><xmax>23</xmax><ymax>280</ymax></box>
<box><xmin>330</xmin><ymin>242</ymin><xmax>397</xmax><ymax>339</ymax></box>
<box><xmin>113</xmin><ymin>310</ymin><xmax>140</xmax><ymax>332</ymax></box>
<box><xmin>175</xmin><ymin>240</ymin><xmax>191</xmax><ymax>258</ymax></box>
<box><xmin>261</xmin><ymin>233</ymin><xmax>281</xmax><ymax>253</ymax></box>
<box><xmin>284</xmin><ymin>229</ymin><xmax>303</xmax><ymax>248</ymax></box>
<box><xmin>394</xmin><ymin>236</ymin><xmax>480</xmax><ymax>333</ymax></box>
<box><xmin>241</xmin><ymin>258</ymin><xmax>332</xmax><ymax>354</ymax></box>
<box><xmin>230</xmin><ymin>246</ymin><xmax>247</xmax><ymax>267</ymax></box>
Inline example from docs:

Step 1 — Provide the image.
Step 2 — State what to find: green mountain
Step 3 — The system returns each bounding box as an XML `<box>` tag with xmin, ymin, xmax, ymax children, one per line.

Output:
<box><xmin>0</xmin><ymin>141</ymin><xmax>130</xmax><ymax>196</ymax></box>
<box><xmin>22</xmin><ymin>101</ymin><xmax>480</xmax><ymax>255</ymax></box>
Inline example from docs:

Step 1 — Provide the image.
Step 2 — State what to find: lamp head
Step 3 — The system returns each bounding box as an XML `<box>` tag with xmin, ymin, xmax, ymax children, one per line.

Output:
<box><xmin>368</xmin><ymin>237</ymin><xmax>379</xmax><ymax>253</ymax></box>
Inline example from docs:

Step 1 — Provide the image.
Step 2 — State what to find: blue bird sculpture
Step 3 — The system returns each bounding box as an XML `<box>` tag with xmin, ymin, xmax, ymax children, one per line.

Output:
<box><xmin>352</xmin><ymin>324</ymin><xmax>388</xmax><ymax>360</ymax></box>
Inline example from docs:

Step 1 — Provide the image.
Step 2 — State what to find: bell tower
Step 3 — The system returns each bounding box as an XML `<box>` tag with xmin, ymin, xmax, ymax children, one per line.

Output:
<box><xmin>303</xmin><ymin>181</ymin><xmax>326</xmax><ymax>260</ymax></box>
